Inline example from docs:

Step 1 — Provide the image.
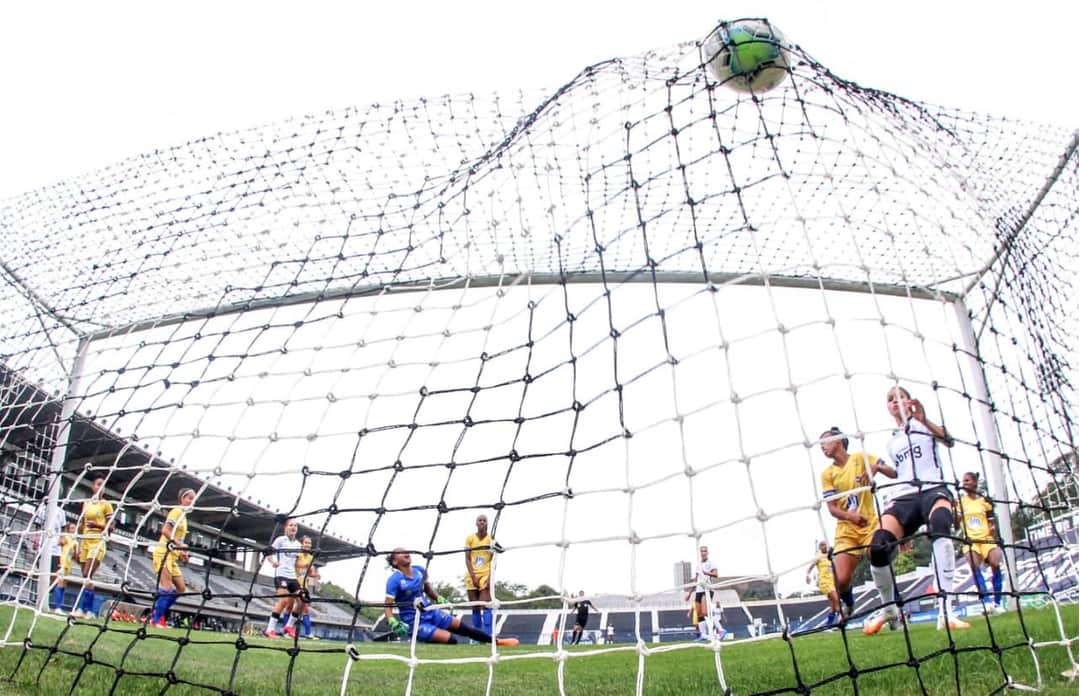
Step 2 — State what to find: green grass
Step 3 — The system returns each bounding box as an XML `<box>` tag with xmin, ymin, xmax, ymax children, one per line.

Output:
<box><xmin>0</xmin><ymin>605</ymin><xmax>1076</xmax><ymax>695</ymax></box>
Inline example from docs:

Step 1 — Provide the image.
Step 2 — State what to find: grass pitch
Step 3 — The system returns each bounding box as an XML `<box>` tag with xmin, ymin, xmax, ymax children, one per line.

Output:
<box><xmin>0</xmin><ymin>605</ymin><xmax>1076</xmax><ymax>695</ymax></box>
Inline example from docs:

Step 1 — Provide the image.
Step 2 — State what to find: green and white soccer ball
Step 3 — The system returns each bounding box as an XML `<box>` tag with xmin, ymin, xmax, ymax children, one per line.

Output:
<box><xmin>704</xmin><ymin>19</ymin><xmax>790</xmax><ymax>94</ymax></box>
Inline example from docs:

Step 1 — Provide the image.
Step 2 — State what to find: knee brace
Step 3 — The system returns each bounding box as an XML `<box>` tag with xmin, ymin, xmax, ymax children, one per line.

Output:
<box><xmin>869</xmin><ymin>529</ymin><xmax>898</xmax><ymax>567</ymax></box>
<box><xmin>928</xmin><ymin>506</ymin><xmax>953</xmax><ymax>539</ymax></box>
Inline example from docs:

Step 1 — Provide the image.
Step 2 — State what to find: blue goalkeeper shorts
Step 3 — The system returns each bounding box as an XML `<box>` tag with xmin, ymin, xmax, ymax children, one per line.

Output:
<box><xmin>415</xmin><ymin>609</ymin><xmax>454</xmax><ymax>642</ymax></box>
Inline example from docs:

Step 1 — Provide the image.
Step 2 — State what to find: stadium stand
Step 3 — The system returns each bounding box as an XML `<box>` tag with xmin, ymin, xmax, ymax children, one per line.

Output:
<box><xmin>0</xmin><ymin>362</ymin><xmax>371</xmax><ymax>638</ymax></box>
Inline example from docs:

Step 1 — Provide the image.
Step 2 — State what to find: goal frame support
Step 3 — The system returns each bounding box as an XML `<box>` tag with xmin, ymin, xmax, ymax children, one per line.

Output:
<box><xmin>951</xmin><ymin>300</ymin><xmax>1018</xmax><ymax>594</ymax></box>
<box><xmin>36</xmin><ymin>337</ymin><xmax>89</xmax><ymax>612</ymax></box>
<box><xmin>86</xmin><ymin>271</ymin><xmax>962</xmax><ymax>343</ymax></box>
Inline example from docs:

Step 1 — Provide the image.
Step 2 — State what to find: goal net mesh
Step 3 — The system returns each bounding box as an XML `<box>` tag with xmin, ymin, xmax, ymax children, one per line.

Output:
<box><xmin>0</xmin><ymin>20</ymin><xmax>1076</xmax><ymax>695</ymax></box>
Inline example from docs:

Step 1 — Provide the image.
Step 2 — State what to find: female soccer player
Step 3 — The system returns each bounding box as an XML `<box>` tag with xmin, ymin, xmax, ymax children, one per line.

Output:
<box><xmin>56</xmin><ymin>522</ymin><xmax>76</xmax><ymax>613</ymax></box>
<box><xmin>386</xmin><ymin>548</ymin><xmax>518</xmax><ymax>646</ymax></box>
<box><xmin>957</xmin><ymin>471</ymin><xmax>1006</xmax><ymax>613</ymax></box>
<box><xmin>683</xmin><ymin>545</ymin><xmax>718</xmax><ymax>640</ymax></box>
<box><xmin>263</xmin><ymin>519</ymin><xmax>303</xmax><ymax>638</ymax></box>
<box><xmin>294</xmin><ymin>535</ymin><xmax>321</xmax><ymax>639</ymax></box>
<box><xmin>464</xmin><ymin>514</ymin><xmax>497</xmax><ymax>634</ymax></box>
<box><xmin>863</xmin><ymin>387</ymin><xmax>970</xmax><ymax>634</ymax></box>
<box><xmin>570</xmin><ymin>590</ymin><xmax>595</xmax><ymax>645</ymax></box>
<box><xmin>806</xmin><ymin>541</ymin><xmax>841</xmax><ymax>627</ymax></box>
<box><xmin>819</xmin><ymin>426</ymin><xmax>895</xmax><ymax>616</ymax></box>
<box><xmin>150</xmin><ymin>488</ymin><xmax>196</xmax><ymax>629</ymax></box>
<box><xmin>74</xmin><ymin>476</ymin><xmax>114</xmax><ymax>618</ymax></box>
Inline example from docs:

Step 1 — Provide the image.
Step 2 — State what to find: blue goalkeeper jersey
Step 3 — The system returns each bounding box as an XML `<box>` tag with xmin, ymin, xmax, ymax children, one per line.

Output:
<box><xmin>386</xmin><ymin>565</ymin><xmax>430</xmax><ymax>623</ymax></box>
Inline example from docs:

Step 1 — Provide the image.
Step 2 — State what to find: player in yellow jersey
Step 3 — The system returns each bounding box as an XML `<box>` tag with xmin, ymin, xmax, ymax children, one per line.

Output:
<box><xmin>294</xmin><ymin>536</ymin><xmax>321</xmax><ymax>639</ymax></box>
<box><xmin>465</xmin><ymin>514</ymin><xmax>498</xmax><ymax>635</ymax></box>
<box><xmin>819</xmin><ymin>427</ymin><xmax>895</xmax><ymax>617</ymax></box>
<box><xmin>74</xmin><ymin>476</ymin><xmax>114</xmax><ymax>618</ymax></box>
<box><xmin>806</xmin><ymin>541</ymin><xmax>840</xmax><ymax>626</ymax></box>
<box><xmin>957</xmin><ymin>472</ymin><xmax>1006</xmax><ymax>614</ymax></box>
<box><xmin>57</xmin><ymin>522</ymin><xmax>76</xmax><ymax>614</ymax></box>
<box><xmin>150</xmin><ymin>488</ymin><xmax>196</xmax><ymax>629</ymax></box>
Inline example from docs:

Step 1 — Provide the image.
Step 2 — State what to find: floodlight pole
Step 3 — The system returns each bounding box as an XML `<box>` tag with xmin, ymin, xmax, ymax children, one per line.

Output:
<box><xmin>951</xmin><ymin>301</ymin><xmax>1017</xmax><ymax>593</ymax></box>
<box><xmin>37</xmin><ymin>337</ymin><xmax>90</xmax><ymax>612</ymax></box>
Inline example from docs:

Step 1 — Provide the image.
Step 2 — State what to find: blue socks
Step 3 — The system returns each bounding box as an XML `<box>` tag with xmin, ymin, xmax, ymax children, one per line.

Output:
<box><xmin>471</xmin><ymin>607</ymin><xmax>482</xmax><ymax>630</ymax></box>
<box><xmin>482</xmin><ymin>608</ymin><xmax>493</xmax><ymax>635</ymax></box>
<box><xmin>303</xmin><ymin>614</ymin><xmax>312</xmax><ymax>636</ymax></box>
<box><xmin>52</xmin><ymin>587</ymin><xmax>64</xmax><ymax>610</ymax></box>
<box><xmin>166</xmin><ymin>589</ymin><xmax>180</xmax><ymax>613</ymax></box>
<box><xmin>972</xmin><ymin>568</ymin><xmax>989</xmax><ymax>600</ymax></box>
<box><xmin>79</xmin><ymin>589</ymin><xmax>95</xmax><ymax>614</ymax></box>
<box><xmin>151</xmin><ymin>594</ymin><xmax>165</xmax><ymax>623</ymax></box>
<box><xmin>992</xmin><ymin>569</ymin><xmax>1003</xmax><ymax>605</ymax></box>
<box><xmin>152</xmin><ymin>589</ymin><xmax>179</xmax><ymax>623</ymax></box>
<box><xmin>152</xmin><ymin>589</ymin><xmax>173</xmax><ymax>623</ymax></box>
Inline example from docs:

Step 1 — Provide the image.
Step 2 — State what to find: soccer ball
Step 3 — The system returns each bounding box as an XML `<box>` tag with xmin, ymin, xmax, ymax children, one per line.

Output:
<box><xmin>704</xmin><ymin>19</ymin><xmax>790</xmax><ymax>94</ymax></box>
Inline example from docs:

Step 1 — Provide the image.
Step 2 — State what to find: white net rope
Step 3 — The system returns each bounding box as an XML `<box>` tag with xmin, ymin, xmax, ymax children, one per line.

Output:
<box><xmin>0</xmin><ymin>22</ymin><xmax>1077</xmax><ymax>696</ymax></box>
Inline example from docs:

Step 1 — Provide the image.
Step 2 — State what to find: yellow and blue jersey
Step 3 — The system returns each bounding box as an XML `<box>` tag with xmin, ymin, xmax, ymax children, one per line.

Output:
<box><xmin>80</xmin><ymin>499</ymin><xmax>114</xmax><ymax>538</ymax></box>
<box><xmin>820</xmin><ymin>452</ymin><xmax>880</xmax><ymax>527</ymax></box>
<box><xmin>958</xmin><ymin>493</ymin><xmax>994</xmax><ymax>542</ymax></box>
<box><xmin>465</xmin><ymin>534</ymin><xmax>494</xmax><ymax>573</ymax></box>
<box><xmin>296</xmin><ymin>552</ymin><xmax>316</xmax><ymax>582</ymax></box>
<box><xmin>815</xmin><ymin>552</ymin><xmax>833</xmax><ymax>583</ymax></box>
<box><xmin>156</xmin><ymin>507</ymin><xmax>188</xmax><ymax>550</ymax></box>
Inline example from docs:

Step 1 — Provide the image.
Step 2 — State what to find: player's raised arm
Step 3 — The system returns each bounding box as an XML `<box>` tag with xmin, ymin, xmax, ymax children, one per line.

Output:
<box><xmin>903</xmin><ymin>395</ymin><xmax>953</xmax><ymax>447</ymax></box>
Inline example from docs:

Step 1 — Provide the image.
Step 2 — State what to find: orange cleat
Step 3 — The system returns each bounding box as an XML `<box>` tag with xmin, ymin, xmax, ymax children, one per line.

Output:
<box><xmin>862</xmin><ymin>607</ymin><xmax>899</xmax><ymax>636</ymax></box>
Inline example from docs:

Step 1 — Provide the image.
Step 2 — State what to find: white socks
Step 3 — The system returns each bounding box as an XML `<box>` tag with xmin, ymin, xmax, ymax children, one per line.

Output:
<box><xmin>932</xmin><ymin>536</ymin><xmax>956</xmax><ymax>614</ymax></box>
<box><xmin>871</xmin><ymin>564</ymin><xmax>895</xmax><ymax>608</ymax></box>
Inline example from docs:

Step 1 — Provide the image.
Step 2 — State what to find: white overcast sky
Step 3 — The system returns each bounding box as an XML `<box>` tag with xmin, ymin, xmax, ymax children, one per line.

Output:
<box><xmin>3</xmin><ymin>1</ymin><xmax>1076</xmax><ymax>600</ymax></box>
<box><xmin>0</xmin><ymin>0</ymin><xmax>1077</xmax><ymax>201</ymax></box>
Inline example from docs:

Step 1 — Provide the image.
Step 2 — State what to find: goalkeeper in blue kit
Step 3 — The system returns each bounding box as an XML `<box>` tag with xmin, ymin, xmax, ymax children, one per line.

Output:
<box><xmin>384</xmin><ymin>548</ymin><xmax>519</xmax><ymax>646</ymax></box>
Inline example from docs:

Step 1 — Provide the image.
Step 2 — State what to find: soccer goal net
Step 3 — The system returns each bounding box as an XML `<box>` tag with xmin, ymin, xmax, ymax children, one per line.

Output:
<box><xmin>0</xmin><ymin>18</ymin><xmax>1076</xmax><ymax>696</ymax></box>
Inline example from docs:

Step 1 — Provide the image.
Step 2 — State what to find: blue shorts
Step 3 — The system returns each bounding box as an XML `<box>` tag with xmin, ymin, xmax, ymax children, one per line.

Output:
<box><xmin>415</xmin><ymin>610</ymin><xmax>454</xmax><ymax>642</ymax></box>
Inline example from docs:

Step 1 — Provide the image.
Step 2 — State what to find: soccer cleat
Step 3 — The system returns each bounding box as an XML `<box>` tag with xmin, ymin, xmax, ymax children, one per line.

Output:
<box><xmin>283</xmin><ymin>625</ymin><xmax>297</xmax><ymax>639</ymax></box>
<box><xmin>991</xmin><ymin>604</ymin><xmax>1007</xmax><ymax>615</ymax></box>
<box><xmin>862</xmin><ymin>607</ymin><xmax>898</xmax><ymax>636</ymax></box>
<box><xmin>936</xmin><ymin>614</ymin><xmax>971</xmax><ymax>631</ymax></box>
<box><xmin>495</xmin><ymin>637</ymin><xmax>520</xmax><ymax>647</ymax></box>
<box><xmin>304</xmin><ymin>634</ymin><xmax>320</xmax><ymax>640</ymax></box>
<box><xmin>263</xmin><ymin>629</ymin><xmax>281</xmax><ymax>639</ymax></box>
<box><xmin>151</xmin><ymin>618</ymin><xmax>169</xmax><ymax>630</ymax></box>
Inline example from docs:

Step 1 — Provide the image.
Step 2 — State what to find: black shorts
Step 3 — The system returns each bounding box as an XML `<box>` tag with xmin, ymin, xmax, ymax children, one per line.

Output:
<box><xmin>273</xmin><ymin>576</ymin><xmax>301</xmax><ymax>594</ymax></box>
<box><xmin>694</xmin><ymin>591</ymin><xmax>711</xmax><ymax>603</ymax></box>
<box><xmin>883</xmin><ymin>486</ymin><xmax>953</xmax><ymax>537</ymax></box>
<box><xmin>575</xmin><ymin>612</ymin><xmax>589</xmax><ymax>627</ymax></box>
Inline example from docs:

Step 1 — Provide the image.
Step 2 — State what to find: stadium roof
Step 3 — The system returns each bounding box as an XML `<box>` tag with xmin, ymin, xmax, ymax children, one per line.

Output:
<box><xmin>0</xmin><ymin>362</ymin><xmax>365</xmax><ymax>559</ymax></box>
